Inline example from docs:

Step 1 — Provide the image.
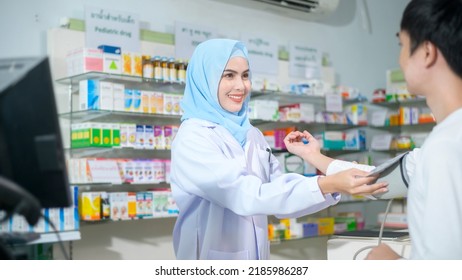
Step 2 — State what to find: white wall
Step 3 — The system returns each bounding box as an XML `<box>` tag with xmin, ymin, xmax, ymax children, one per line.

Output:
<box><xmin>1</xmin><ymin>0</ymin><xmax>410</xmax><ymax>260</ymax></box>
<box><xmin>1</xmin><ymin>0</ymin><xmax>408</xmax><ymax>95</ymax></box>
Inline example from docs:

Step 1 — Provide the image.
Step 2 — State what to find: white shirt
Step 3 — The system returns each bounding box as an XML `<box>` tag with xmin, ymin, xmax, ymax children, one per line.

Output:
<box><xmin>170</xmin><ymin>118</ymin><xmax>339</xmax><ymax>260</ymax></box>
<box><xmin>406</xmin><ymin>108</ymin><xmax>462</xmax><ymax>259</ymax></box>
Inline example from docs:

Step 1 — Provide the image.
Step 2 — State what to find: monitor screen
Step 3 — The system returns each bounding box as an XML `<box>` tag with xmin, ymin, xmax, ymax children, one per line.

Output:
<box><xmin>0</xmin><ymin>57</ymin><xmax>71</xmax><ymax>213</ymax></box>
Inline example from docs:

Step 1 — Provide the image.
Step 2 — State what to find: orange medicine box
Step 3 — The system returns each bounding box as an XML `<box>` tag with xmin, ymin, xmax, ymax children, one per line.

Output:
<box><xmin>79</xmin><ymin>192</ymin><xmax>101</xmax><ymax>221</ymax></box>
<box><xmin>150</xmin><ymin>92</ymin><xmax>164</xmax><ymax>114</ymax></box>
<box><xmin>317</xmin><ymin>217</ymin><xmax>335</xmax><ymax>235</ymax></box>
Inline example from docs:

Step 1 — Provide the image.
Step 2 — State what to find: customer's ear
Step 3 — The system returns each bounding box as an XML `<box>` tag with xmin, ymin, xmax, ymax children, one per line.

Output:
<box><xmin>423</xmin><ymin>40</ymin><xmax>437</xmax><ymax>68</ymax></box>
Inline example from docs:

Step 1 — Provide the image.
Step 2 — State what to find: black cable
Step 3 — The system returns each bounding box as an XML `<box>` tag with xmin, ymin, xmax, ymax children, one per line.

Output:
<box><xmin>0</xmin><ymin>176</ymin><xmax>41</xmax><ymax>225</ymax></box>
<box><xmin>41</xmin><ymin>213</ymin><xmax>70</xmax><ymax>260</ymax></box>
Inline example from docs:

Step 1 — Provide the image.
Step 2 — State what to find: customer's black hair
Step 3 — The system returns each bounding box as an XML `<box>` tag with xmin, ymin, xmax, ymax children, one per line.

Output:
<box><xmin>400</xmin><ymin>0</ymin><xmax>462</xmax><ymax>78</ymax></box>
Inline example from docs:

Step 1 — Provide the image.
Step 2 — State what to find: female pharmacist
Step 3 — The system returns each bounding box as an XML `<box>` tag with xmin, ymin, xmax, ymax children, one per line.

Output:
<box><xmin>170</xmin><ymin>38</ymin><xmax>388</xmax><ymax>260</ymax></box>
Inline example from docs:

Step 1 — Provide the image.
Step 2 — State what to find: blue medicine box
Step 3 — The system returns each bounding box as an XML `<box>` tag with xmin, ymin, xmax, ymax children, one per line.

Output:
<box><xmin>303</xmin><ymin>223</ymin><xmax>318</xmax><ymax>237</ymax></box>
<box><xmin>97</xmin><ymin>45</ymin><xmax>121</xmax><ymax>55</ymax></box>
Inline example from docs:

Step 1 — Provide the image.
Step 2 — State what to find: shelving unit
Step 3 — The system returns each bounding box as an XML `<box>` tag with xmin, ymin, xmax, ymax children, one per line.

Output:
<box><xmin>368</xmin><ymin>99</ymin><xmax>435</xmax><ymax>159</ymax></box>
<box><xmin>56</xmin><ymin>71</ymin><xmax>184</xmax><ymax>228</ymax></box>
<box><xmin>249</xmin><ymin>90</ymin><xmax>381</xmax><ymax>236</ymax></box>
<box><xmin>28</xmin><ymin>231</ymin><xmax>81</xmax><ymax>245</ymax></box>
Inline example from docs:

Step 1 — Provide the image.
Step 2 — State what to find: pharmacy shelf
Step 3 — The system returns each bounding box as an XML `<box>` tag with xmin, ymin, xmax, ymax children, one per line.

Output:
<box><xmin>60</xmin><ymin>110</ymin><xmax>181</xmax><ymax>125</ymax></box>
<box><xmin>251</xmin><ymin>91</ymin><xmax>367</xmax><ymax>106</ymax></box>
<box><xmin>270</xmin><ymin>234</ymin><xmax>329</xmax><ymax>245</ymax></box>
<box><xmin>67</xmin><ymin>146</ymin><xmax>171</xmax><ymax>159</ymax></box>
<box><xmin>55</xmin><ymin>71</ymin><xmax>185</xmax><ymax>93</ymax></box>
<box><xmin>28</xmin><ymin>231</ymin><xmax>81</xmax><ymax>245</ymax></box>
<box><xmin>369</xmin><ymin>122</ymin><xmax>435</xmax><ymax>132</ymax></box>
<box><xmin>74</xmin><ymin>182</ymin><xmax>170</xmax><ymax>193</ymax></box>
<box><xmin>370</xmin><ymin>98</ymin><xmax>427</xmax><ymax>108</ymax></box>
<box><xmin>370</xmin><ymin>148</ymin><xmax>413</xmax><ymax>153</ymax></box>
<box><xmin>250</xmin><ymin>119</ymin><xmax>366</xmax><ymax>131</ymax></box>
<box><xmin>272</xmin><ymin>148</ymin><xmax>366</xmax><ymax>156</ymax></box>
<box><xmin>81</xmin><ymin>215</ymin><xmax>178</xmax><ymax>224</ymax></box>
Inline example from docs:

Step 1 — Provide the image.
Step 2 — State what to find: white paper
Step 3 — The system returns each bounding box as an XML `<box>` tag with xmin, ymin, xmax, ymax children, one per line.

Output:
<box><xmin>288</xmin><ymin>42</ymin><xmax>321</xmax><ymax>79</ymax></box>
<box><xmin>370</xmin><ymin>110</ymin><xmax>388</xmax><ymax>127</ymax></box>
<box><xmin>325</xmin><ymin>93</ymin><xmax>343</xmax><ymax>113</ymax></box>
<box><xmin>85</xmin><ymin>6</ymin><xmax>140</xmax><ymax>52</ymax></box>
<box><xmin>371</xmin><ymin>134</ymin><xmax>393</xmax><ymax>151</ymax></box>
<box><xmin>240</xmin><ymin>33</ymin><xmax>278</xmax><ymax>75</ymax></box>
<box><xmin>175</xmin><ymin>21</ymin><xmax>217</xmax><ymax>60</ymax></box>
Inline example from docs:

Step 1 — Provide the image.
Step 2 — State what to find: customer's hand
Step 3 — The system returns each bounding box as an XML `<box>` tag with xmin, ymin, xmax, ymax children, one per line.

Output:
<box><xmin>318</xmin><ymin>168</ymin><xmax>388</xmax><ymax>196</ymax></box>
<box><xmin>365</xmin><ymin>243</ymin><xmax>401</xmax><ymax>260</ymax></box>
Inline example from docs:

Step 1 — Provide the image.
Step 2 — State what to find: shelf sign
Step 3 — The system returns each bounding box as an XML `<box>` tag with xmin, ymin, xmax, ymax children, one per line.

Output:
<box><xmin>288</xmin><ymin>42</ymin><xmax>321</xmax><ymax>79</ymax></box>
<box><xmin>325</xmin><ymin>93</ymin><xmax>343</xmax><ymax>113</ymax></box>
<box><xmin>240</xmin><ymin>34</ymin><xmax>278</xmax><ymax>75</ymax></box>
<box><xmin>85</xmin><ymin>6</ymin><xmax>140</xmax><ymax>52</ymax></box>
<box><xmin>175</xmin><ymin>21</ymin><xmax>217</xmax><ymax>60</ymax></box>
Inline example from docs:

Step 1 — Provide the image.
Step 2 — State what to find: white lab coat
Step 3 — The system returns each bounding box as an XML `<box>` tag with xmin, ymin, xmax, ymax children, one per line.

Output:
<box><xmin>171</xmin><ymin>118</ymin><xmax>340</xmax><ymax>260</ymax></box>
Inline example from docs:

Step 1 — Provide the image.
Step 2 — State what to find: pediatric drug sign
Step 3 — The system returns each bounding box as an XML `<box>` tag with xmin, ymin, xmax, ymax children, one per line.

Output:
<box><xmin>85</xmin><ymin>6</ymin><xmax>140</xmax><ymax>52</ymax></box>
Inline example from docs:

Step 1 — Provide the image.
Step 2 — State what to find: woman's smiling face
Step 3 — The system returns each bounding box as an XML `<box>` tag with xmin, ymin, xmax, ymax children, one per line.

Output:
<box><xmin>217</xmin><ymin>56</ymin><xmax>251</xmax><ymax>113</ymax></box>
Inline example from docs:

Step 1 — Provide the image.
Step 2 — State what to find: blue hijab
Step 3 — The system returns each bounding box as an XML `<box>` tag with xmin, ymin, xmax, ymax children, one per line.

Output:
<box><xmin>180</xmin><ymin>39</ymin><xmax>252</xmax><ymax>147</ymax></box>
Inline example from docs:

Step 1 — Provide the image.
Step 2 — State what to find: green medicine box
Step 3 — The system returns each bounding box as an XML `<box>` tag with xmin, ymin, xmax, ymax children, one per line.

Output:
<box><xmin>71</xmin><ymin>123</ymin><xmax>102</xmax><ymax>148</ymax></box>
<box><xmin>334</xmin><ymin>217</ymin><xmax>357</xmax><ymax>231</ymax></box>
<box><xmin>111</xmin><ymin>123</ymin><xmax>121</xmax><ymax>147</ymax></box>
<box><xmin>101</xmin><ymin>123</ymin><xmax>112</xmax><ymax>147</ymax></box>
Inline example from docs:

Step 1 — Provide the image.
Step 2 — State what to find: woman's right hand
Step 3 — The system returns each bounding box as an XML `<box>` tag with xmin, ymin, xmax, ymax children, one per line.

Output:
<box><xmin>284</xmin><ymin>130</ymin><xmax>321</xmax><ymax>159</ymax></box>
<box><xmin>318</xmin><ymin>168</ymin><xmax>388</xmax><ymax>196</ymax></box>
<box><xmin>284</xmin><ymin>130</ymin><xmax>334</xmax><ymax>173</ymax></box>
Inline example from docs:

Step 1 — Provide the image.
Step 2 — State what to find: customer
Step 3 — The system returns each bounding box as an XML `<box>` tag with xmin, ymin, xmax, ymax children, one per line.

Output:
<box><xmin>287</xmin><ymin>0</ymin><xmax>462</xmax><ymax>260</ymax></box>
<box><xmin>367</xmin><ymin>0</ymin><xmax>462</xmax><ymax>260</ymax></box>
<box><xmin>170</xmin><ymin>38</ymin><xmax>388</xmax><ymax>260</ymax></box>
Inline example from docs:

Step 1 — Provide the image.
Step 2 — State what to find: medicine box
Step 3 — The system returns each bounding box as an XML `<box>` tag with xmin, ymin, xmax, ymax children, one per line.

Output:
<box><xmin>98</xmin><ymin>45</ymin><xmax>122</xmax><ymax>74</ymax></box>
<box><xmin>303</xmin><ymin>223</ymin><xmax>318</xmax><ymax>237</ymax></box>
<box><xmin>79</xmin><ymin>79</ymin><xmax>100</xmax><ymax>110</ymax></box>
<box><xmin>66</xmin><ymin>47</ymin><xmax>103</xmax><ymax>76</ymax></box>
<box><xmin>101</xmin><ymin>123</ymin><xmax>112</xmax><ymax>147</ymax></box>
<box><xmin>132</xmin><ymin>89</ymin><xmax>142</xmax><ymax>112</ymax></box>
<box><xmin>322</xmin><ymin>131</ymin><xmax>345</xmax><ymax>150</ymax></box>
<box><xmin>141</xmin><ymin>91</ymin><xmax>151</xmax><ymax>113</ymax></box>
<box><xmin>345</xmin><ymin>104</ymin><xmax>368</xmax><ymax>125</ymax></box>
<box><xmin>128</xmin><ymin>192</ymin><xmax>137</xmax><ymax>218</ymax></box>
<box><xmin>150</xmin><ymin>92</ymin><xmax>164</xmax><ymax>114</ymax></box>
<box><xmin>344</xmin><ymin>129</ymin><xmax>366</xmax><ymax>150</ymax></box>
<box><xmin>79</xmin><ymin>192</ymin><xmax>101</xmax><ymax>221</ymax></box>
<box><xmin>334</xmin><ymin>217</ymin><xmax>357</xmax><ymax>231</ymax></box>
<box><xmin>113</xmin><ymin>83</ymin><xmax>125</xmax><ymax>111</ymax></box>
<box><xmin>248</xmin><ymin>100</ymin><xmax>279</xmax><ymax>121</ymax></box>
<box><xmin>99</xmin><ymin>81</ymin><xmax>113</xmax><ymax>111</ymax></box>
<box><xmin>124</xmin><ymin>89</ymin><xmax>133</xmax><ymax>112</ymax></box>
<box><xmin>163</xmin><ymin>93</ymin><xmax>173</xmax><ymax>115</ymax></box>
<box><xmin>111</xmin><ymin>123</ymin><xmax>121</xmax><ymax>147</ymax></box>
<box><xmin>71</xmin><ymin>122</ymin><xmax>102</xmax><ymax>148</ymax></box>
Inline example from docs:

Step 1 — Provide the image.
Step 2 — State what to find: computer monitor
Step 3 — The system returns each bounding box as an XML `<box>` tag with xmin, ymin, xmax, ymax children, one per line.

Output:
<box><xmin>0</xmin><ymin>57</ymin><xmax>71</xmax><ymax>225</ymax></box>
